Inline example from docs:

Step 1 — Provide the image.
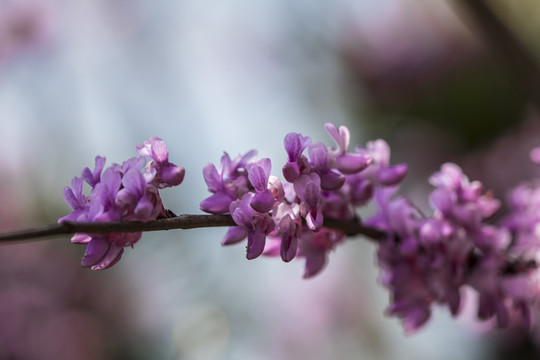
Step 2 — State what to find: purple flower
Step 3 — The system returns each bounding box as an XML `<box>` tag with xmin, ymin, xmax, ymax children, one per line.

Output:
<box><xmin>502</xmin><ymin>180</ymin><xmax>540</xmax><ymax>256</ymax></box>
<box><xmin>81</xmin><ymin>156</ymin><xmax>106</xmax><ymax>187</ymax></box>
<box><xmin>268</xmin><ymin>175</ymin><xmax>285</xmax><ymax>203</ymax></box>
<box><xmin>364</xmin><ymin>160</ymin><xmax>540</xmax><ymax>333</ymax></box>
<box><xmin>356</xmin><ymin>139</ymin><xmax>408</xmax><ymax>186</ymax></box>
<box><xmin>60</xmin><ymin>138</ymin><xmax>182</xmax><ymax>270</ymax></box>
<box><xmin>58</xmin><ymin>177</ymin><xmax>88</xmax><ymax>223</ymax></box>
<box><xmin>308</xmin><ymin>143</ymin><xmax>345</xmax><ymax>190</ymax></box>
<box><xmin>272</xmin><ymin>202</ymin><xmax>302</xmax><ymax>262</ymax></box>
<box><xmin>222</xmin><ymin>226</ymin><xmax>249</xmax><ymax>246</ymax></box>
<box><xmin>201</xmin><ymin>125</ymin><xmax>540</xmax><ymax>334</ymax></box>
<box><xmin>367</xmin><ymin>187</ymin><xmax>421</xmax><ymax>255</ymax></box>
<box><xmin>200</xmin><ymin>163</ymin><xmax>236</xmax><ymax>214</ymax></box>
<box><xmin>466</xmin><ymin>252</ymin><xmax>538</xmax><ymax>328</ymax></box>
<box><xmin>89</xmin><ymin>167</ymin><xmax>123</xmax><ymax>222</ymax></box>
<box><xmin>294</xmin><ymin>173</ymin><xmax>324</xmax><ymax>232</ymax></box>
<box><xmin>200</xmin><ymin>150</ymin><xmax>257</xmax><ymax>214</ymax></box>
<box><xmin>214</xmin><ymin>123</ymin><xmax>409</xmax><ymax>281</ymax></box>
<box><xmin>282</xmin><ymin>132</ymin><xmax>311</xmax><ymax>182</ymax></box>
<box><xmin>276</xmin><ymin>215</ymin><xmax>300</xmax><ymax>262</ymax></box>
<box><xmin>324</xmin><ymin>123</ymin><xmax>371</xmax><ymax>174</ymax></box>
<box><xmin>366</xmin><ymin>184</ymin><xmax>461</xmax><ymax>331</ymax></box>
<box><xmin>137</xmin><ymin>137</ymin><xmax>185</xmax><ymax>188</ymax></box>
<box><xmin>297</xmin><ymin>228</ymin><xmax>344</xmax><ymax>278</ymax></box>
<box><xmin>247</xmin><ymin>158</ymin><xmax>275</xmax><ymax>213</ymax></box>
<box><xmin>229</xmin><ymin>193</ymin><xmax>275</xmax><ymax>260</ymax></box>
<box><xmin>320</xmin><ymin>190</ymin><xmax>354</xmax><ymax>220</ymax></box>
<box><xmin>429</xmin><ymin>163</ymin><xmax>500</xmax><ymax>231</ymax></box>
<box><xmin>338</xmin><ymin>139</ymin><xmax>407</xmax><ymax>209</ymax></box>
<box><xmin>116</xmin><ymin>168</ymin><xmax>163</xmax><ymax>221</ymax></box>
<box><xmin>80</xmin><ymin>237</ymin><xmax>125</xmax><ymax>270</ymax></box>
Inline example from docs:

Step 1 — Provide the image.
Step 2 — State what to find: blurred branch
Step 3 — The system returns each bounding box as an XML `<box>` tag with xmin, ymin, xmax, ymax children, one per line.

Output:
<box><xmin>455</xmin><ymin>0</ymin><xmax>540</xmax><ymax>109</ymax></box>
<box><xmin>0</xmin><ymin>214</ymin><xmax>386</xmax><ymax>243</ymax></box>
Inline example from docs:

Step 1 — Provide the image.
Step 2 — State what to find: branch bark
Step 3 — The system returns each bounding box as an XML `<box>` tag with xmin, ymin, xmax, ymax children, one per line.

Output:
<box><xmin>0</xmin><ymin>214</ymin><xmax>386</xmax><ymax>243</ymax></box>
<box><xmin>0</xmin><ymin>214</ymin><xmax>535</xmax><ymax>276</ymax></box>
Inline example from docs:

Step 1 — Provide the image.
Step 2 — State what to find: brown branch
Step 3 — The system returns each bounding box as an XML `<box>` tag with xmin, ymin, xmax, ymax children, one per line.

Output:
<box><xmin>322</xmin><ymin>217</ymin><xmax>386</xmax><ymax>239</ymax></box>
<box><xmin>0</xmin><ymin>214</ymin><xmax>386</xmax><ymax>243</ymax></box>
<box><xmin>0</xmin><ymin>213</ymin><xmax>535</xmax><ymax>276</ymax></box>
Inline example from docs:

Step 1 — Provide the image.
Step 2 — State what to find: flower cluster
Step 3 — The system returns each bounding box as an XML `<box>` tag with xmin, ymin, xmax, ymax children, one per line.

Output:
<box><xmin>200</xmin><ymin>123</ymin><xmax>407</xmax><ymax>277</ymax></box>
<box><xmin>57</xmin><ymin>125</ymin><xmax>540</xmax><ymax>335</ymax></box>
<box><xmin>367</xmin><ymin>162</ymin><xmax>540</xmax><ymax>333</ymax></box>
<box><xmin>59</xmin><ymin>137</ymin><xmax>184</xmax><ymax>270</ymax></box>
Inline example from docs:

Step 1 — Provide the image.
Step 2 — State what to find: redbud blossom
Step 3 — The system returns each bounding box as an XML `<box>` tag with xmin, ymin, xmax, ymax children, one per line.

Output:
<box><xmin>59</xmin><ymin>137</ymin><xmax>184</xmax><ymax>270</ymax></box>
<box><xmin>203</xmin><ymin>123</ymin><xmax>405</xmax><ymax>278</ymax></box>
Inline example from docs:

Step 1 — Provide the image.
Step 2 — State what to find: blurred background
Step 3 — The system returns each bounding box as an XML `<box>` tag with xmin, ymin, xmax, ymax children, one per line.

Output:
<box><xmin>1</xmin><ymin>0</ymin><xmax>540</xmax><ymax>358</ymax></box>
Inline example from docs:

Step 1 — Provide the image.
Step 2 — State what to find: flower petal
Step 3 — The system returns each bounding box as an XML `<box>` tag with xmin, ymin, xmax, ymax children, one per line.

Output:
<box><xmin>282</xmin><ymin>162</ymin><xmax>300</xmax><ymax>183</ymax></box>
<box><xmin>284</xmin><ymin>133</ymin><xmax>311</xmax><ymax>161</ymax></box>
<box><xmin>306</xmin><ymin>211</ymin><xmax>323</xmax><ymax>232</ymax></box>
<box><xmin>320</xmin><ymin>170</ymin><xmax>345</xmax><ymax>190</ymax></box>
<box><xmin>377</xmin><ymin>164</ymin><xmax>408</xmax><ymax>186</ymax></box>
<box><xmin>202</xmin><ymin>163</ymin><xmax>222</xmax><ymax>192</ymax></box>
<box><xmin>250</xmin><ymin>190</ymin><xmax>275</xmax><ymax>213</ymax></box>
<box><xmin>246</xmin><ymin>230</ymin><xmax>266</xmax><ymax>260</ymax></box>
<box><xmin>160</xmin><ymin>164</ymin><xmax>185</xmax><ymax>186</ymax></box>
<box><xmin>71</xmin><ymin>233</ymin><xmax>92</xmax><ymax>244</ymax></box>
<box><xmin>150</xmin><ymin>137</ymin><xmax>169</xmax><ymax>163</ymax></box>
<box><xmin>200</xmin><ymin>192</ymin><xmax>234</xmax><ymax>214</ymax></box>
<box><xmin>303</xmin><ymin>251</ymin><xmax>326</xmax><ymax>278</ymax></box>
<box><xmin>222</xmin><ymin>226</ymin><xmax>248</xmax><ymax>245</ymax></box>
<box><xmin>81</xmin><ymin>237</ymin><xmax>111</xmax><ymax>267</ymax></box>
<box><xmin>91</xmin><ymin>244</ymin><xmax>125</xmax><ymax>270</ymax></box>
<box><xmin>336</xmin><ymin>153</ymin><xmax>371</xmax><ymax>174</ymax></box>
<box><xmin>247</xmin><ymin>158</ymin><xmax>271</xmax><ymax>192</ymax></box>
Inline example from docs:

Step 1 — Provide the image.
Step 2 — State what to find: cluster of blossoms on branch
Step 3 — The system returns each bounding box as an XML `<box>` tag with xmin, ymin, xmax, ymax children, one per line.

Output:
<box><xmin>59</xmin><ymin>137</ymin><xmax>184</xmax><ymax>270</ymax></box>
<box><xmin>199</xmin><ymin>123</ymin><xmax>540</xmax><ymax>333</ymax></box>
<box><xmin>368</xmin><ymin>164</ymin><xmax>539</xmax><ymax>333</ymax></box>
<box><xmin>200</xmin><ymin>123</ymin><xmax>407</xmax><ymax>278</ymax></box>
<box><xmin>58</xmin><ymin>124</ymin><xmax>540</xmax><ymax>334</ymax></box>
